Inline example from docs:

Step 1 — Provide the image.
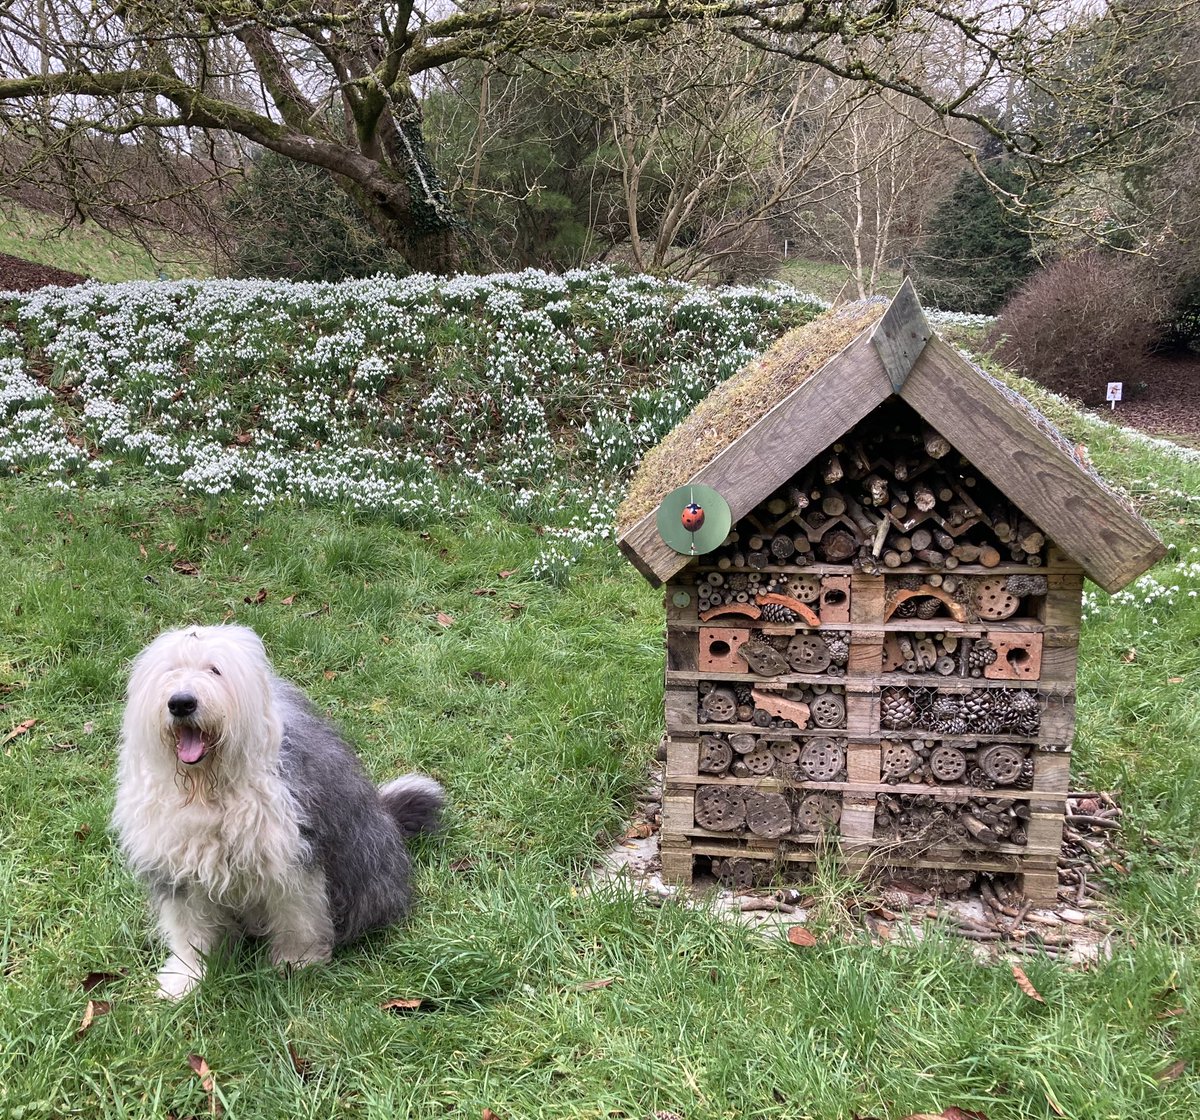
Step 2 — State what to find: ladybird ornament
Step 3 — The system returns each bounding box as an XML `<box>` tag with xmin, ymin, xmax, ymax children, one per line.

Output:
<box><xmin>656</xmin><ymin>484</ymin><xmax>731</xmax><ymax>556</ymax></box>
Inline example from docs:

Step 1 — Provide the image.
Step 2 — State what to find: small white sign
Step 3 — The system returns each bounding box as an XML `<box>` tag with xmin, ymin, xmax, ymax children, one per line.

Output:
<box><xmin>1106</xmin><ymin>381</ymin><xmax>1123</xmax><ymax>410</ymax></box>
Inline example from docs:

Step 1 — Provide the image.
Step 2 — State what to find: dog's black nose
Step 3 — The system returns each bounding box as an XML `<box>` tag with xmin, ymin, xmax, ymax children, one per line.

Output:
<box><xmin>167</xmin><ymin>692</ymin><xmax>198</xmax><ymax>718</ymax></box>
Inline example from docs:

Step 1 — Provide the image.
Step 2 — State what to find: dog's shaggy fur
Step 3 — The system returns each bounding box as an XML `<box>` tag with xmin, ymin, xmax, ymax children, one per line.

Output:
<box><xmin>112</xmin><ymin>624</ymin><xmax>444</xmax><ymax>999</ymax></box>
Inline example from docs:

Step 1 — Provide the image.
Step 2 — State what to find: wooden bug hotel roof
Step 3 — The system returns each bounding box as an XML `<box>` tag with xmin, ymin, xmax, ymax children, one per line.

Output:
<box><xmin>616</xmin><ymin>280</ymin><xmax>1165</xmax><ymax>594</ymax></box>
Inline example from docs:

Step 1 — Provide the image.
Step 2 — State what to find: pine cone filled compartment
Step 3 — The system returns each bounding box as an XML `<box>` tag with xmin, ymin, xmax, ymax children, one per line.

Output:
<box><xmin>879</xmin><ymin>685</ymin><xmax>1041</xmax><ymax>737</ymax></box>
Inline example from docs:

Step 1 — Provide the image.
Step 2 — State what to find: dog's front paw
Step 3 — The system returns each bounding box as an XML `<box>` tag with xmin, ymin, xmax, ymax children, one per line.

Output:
<box><xmin>156</xmin><ymin>955</ymin><xmax>203</xmax><ymax>1000</ymax></box>
<box><xmin>270</xmin><ymin>940</ymin><xmax>333</xmax><ymax>970</ymax></box>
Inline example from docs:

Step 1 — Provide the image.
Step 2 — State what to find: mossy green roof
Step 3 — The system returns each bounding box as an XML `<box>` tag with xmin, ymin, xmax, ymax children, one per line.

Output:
<box><xmin>616</xmin><ymin>298</ymin><xmax>886</xmax><ymax>534</ymax></box>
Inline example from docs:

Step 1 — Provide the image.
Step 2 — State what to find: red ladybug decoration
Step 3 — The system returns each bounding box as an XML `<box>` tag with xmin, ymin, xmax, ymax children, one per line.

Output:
<box><xmin>680</xmin><ymin>501</ymin><xmax>705</xmax><ymax>532</ymax></box>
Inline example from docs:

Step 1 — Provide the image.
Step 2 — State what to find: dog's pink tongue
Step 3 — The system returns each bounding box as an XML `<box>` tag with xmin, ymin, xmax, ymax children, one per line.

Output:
<box><xmin>177</xmin><ymin>727</ymin><xmax>207</xmax><ymax>764</ymax></box>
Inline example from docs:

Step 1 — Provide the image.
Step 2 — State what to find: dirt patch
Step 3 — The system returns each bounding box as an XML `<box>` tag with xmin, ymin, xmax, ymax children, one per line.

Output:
<box><xmin>0</xmin><ymin>252</ymin><xmax>89</xmax><ymax>293</ymax></box>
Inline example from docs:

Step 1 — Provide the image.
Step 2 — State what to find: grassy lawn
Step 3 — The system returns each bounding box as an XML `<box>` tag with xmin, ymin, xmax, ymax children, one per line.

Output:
<box><xmin>776</xmin><ymin>257</ymin><xmax>903</xmax><ymax>303</ymax></box>
<box><xmin>0</xmin><ymin>202</ymin><xmax>213</xmax><ymax>282</ymax></box>
<box><xmin>0</xmin><ymin>272</ymin><xmax>1197</xmax><ymax>1119</ymax></box>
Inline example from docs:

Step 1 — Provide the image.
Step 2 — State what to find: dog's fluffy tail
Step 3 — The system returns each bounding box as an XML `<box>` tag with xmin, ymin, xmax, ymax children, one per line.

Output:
<box><xmin>378</xmin><ymin>774</ymin><xmax>445</xmax><ymax>838</ymax></box>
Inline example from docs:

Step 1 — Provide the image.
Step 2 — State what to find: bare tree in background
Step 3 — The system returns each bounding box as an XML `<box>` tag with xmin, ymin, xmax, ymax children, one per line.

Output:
<box><xmin>0</xmin><ymin>0</ymin><xmax>1189</xmax><ymax>274</ymax></box>
<box><xmin>794</xmin><ymin>84</ymin><xmax>960</xmax><ymax>298</ymax></box>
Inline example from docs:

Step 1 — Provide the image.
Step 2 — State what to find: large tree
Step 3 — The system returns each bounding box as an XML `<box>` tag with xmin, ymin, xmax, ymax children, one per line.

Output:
<box><xmin>0</xmin><ymin>0</ymin><xmax>1181</xmax><ymax>274</ymax></box>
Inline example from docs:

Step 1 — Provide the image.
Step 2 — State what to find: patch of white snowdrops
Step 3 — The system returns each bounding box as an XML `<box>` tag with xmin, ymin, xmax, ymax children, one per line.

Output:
<box><xmin>1</xmin><ymin>268</ymin><xmax>822</xmax><ymax>582</ymax></box>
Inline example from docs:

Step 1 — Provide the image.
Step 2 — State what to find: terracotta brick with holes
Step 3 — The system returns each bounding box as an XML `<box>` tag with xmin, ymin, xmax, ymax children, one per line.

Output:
<box><xmin>618</xmin><ymin>285</ymin><xmax>1164</xmax><ymax>903</ymax></box>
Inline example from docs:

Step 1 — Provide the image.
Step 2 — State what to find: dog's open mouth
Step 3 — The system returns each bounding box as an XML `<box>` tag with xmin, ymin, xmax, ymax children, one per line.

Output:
<box><xmin>174</xmin><ymin>725</ymin><xmax>209</xmax><ymax>765</ymax></box>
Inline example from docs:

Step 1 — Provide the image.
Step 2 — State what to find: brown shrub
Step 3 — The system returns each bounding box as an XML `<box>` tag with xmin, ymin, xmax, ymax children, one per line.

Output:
<box><xmin>988</xmin><ymin>252</ymin><xmax>1164</xmax><ymax>405</ymax></box>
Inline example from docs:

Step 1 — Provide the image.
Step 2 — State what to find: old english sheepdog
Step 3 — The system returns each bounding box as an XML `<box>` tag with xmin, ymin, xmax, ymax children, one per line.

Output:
<box><xmin>112</xmin><ymin>624</ymin><xmax>444</xmax><ymax>999</ymax></box>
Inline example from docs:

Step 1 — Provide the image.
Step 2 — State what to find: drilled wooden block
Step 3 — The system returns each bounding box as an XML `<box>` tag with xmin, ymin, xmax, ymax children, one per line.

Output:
<box><xmin>983</xmin><ymin>631</ymin><xmax>1044</xmax><ymax>681</ymax></box>
<box><xmin>699</xmin><ymin>626</ymin><xmax>752</xmax><ymax>672</ymax></box>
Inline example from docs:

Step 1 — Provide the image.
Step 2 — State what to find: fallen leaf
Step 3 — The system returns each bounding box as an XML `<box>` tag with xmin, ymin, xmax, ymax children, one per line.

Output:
<box><xmin>281</xmin><ymin>594</ymin><xmax>296</xmax><ymax>605</ymax></box>
<box><xmin>471</xmin><ymin>588</ymin><xmax>496</xmax><ymax>597</ymax></box>
<box><xmin>506</xmin><ymin>602</ymin><xmax>525</xmax><ymax>614</ymax></box>
<box><xmin>623</xmin><ymin>822</ymin><xmax>653</xmax><ymax>840</ymax></box>
<box><xmin>172</xmin><ymin>560</ymin><xmax>199</xmax><ymax>576</ymax></box>
<box><xmin>449</xmin><ymin>856</ymin><xmax>476</xmax><ymax>873</ymax></box>
<box><xmin>243</xmin><ymin>588</ymin><xmax>268</xmax><ymax>605</ymax></box>
<box><xmin>323</xmin><ymin>670</ymin><xmax>337</xmax><ymax>681</ymax></box>
<box><xmin>82</xmin><ymin>971</ymin><xmax>121</xmax><ymax>993</ymax></box>
<box><xmin>1154</xmin><ymin>1007</ymin><xmax>1186</xmax><ymax>1020</ymax></box>
<box><xmin>234</xmin><ymin>432</ymin><xmax>253</xmax><ymax>445</ymax></box>
<box><xmin>286</xmin><ymin>1042</ymin><xmax>311</xmax><ymax>1081</ymax></box>
<box><xmin>786</xmin><ymin>926</ymin><xmax>818</xmax><ymax>947</ymax></box>
<box><xmin>2</xmin><ymin>718</ymin><xmax>36</xmax><ymax>745</ymax></box>
<box><xmin>1155</xmin><ymin>1060</ymin><xmax>1187</xmax><ymax>1082</ymax></box>
<box><xmin>74</xmin><ymin>998</ymin><xmax>111</xmax><ymax>1039</ymax></box>
<box><xmin>380</xmin><ymin>997</ymin><xmax>423</xmax><ymax>1013</ymax></box>
<box><xmin>435</xmin><ymin>612</ymin><xmax>454</xmax><ymax>628</ymax></box>
<box><xmin>1011</xmin><ymin>963</ymin><xmax>1044</xmax><ymax>1003</ymax></box>
<box><xmin>941</xmin><ymin>1108</ymin><xmax>990</xmax><ymax>1120</ymax></box>
<box><xmin>498</xmin><ymin>569</ymin><xmax>515</xmax><ymax>579</ymax></box>
<box><xmin>1120</xmin><ymin>647</ymin><xmax>1137</xmax><ymax>663</ymax></box>
<box><xmin>138</xmin><ymin>543</ymin><xmax>148</xmax><ymax>560</ymax></box>
<box><xmin>187</xmin><ymin>1053</ymin><xmax>221</xmax><ymax>1116</ymax></box>
<box><xmin>75</xmin><ymin>822</ymin><xmax>92</xmax><ymax>842</ymax></box>
<box><xmin>1168</xmin><ymin>676</ymin><xmax>1184</xmax><ymax>684</ymax></box>
<box><xmin>482</xmin><ymin>1110</ymin><xmax>501</xmax><ymax>1120</ymax></box>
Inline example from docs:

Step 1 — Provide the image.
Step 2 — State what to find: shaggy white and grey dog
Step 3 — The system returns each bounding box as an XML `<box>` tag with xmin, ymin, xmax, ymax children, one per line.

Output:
<box><xmin>112</xmin><ymin>624</ymin><xmax>444</xmax><ymax>999</ymax></box>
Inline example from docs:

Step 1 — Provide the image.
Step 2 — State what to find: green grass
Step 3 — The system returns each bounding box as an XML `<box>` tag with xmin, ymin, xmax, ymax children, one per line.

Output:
<box><xmin>1</xmin><ymin>285</ymin><xmax>1199</xmax><ymax>1117</ymax></box>
<box><xmin>777</xmin><ymin>256</ymin><xmax>903</xmax><ymax>303</ymax></box>
<box><xmin>0</xmin><ymin>203</ymin><xmax>213</xmax><ymax>282</ymax></box>
<box><xmin>0</xmin><ymin>439</ymin><xmax>1198</xmax><ymax>1118</ymax></box>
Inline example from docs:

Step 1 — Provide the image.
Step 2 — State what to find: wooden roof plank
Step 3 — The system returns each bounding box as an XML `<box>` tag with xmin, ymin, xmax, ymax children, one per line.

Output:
<box><xmin>871</xmin><ymin>277</ymin><xmax>931</xmax><ymax>391</ymax></box>
<box><xmin>618</xmin><ymin>329</ymin><xmax>894</xmax><ymax>585</ymax></box>
<box><xmin>898</xmin><ymin>336</ymin><xmax>1165</xmax><ymax>592</ymax></box>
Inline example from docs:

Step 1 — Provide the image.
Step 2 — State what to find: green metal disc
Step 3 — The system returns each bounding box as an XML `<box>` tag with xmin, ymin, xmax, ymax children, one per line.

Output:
<box><xmin>656</xmin><ymin>484</ymin><xmax>732</xmax><ymax>556</ymax></box>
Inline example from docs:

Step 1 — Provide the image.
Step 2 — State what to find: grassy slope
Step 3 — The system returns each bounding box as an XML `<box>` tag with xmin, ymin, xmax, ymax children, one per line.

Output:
<box><xmin>0</xmin><ymin>337</ymin><xmax>1198</xmax><ymax>1117</ymax></box>
<box><xmin>0</xmin><ymin>203</ymin><xmax>212</xmax><ymax>282</ymax></box>
<box><xmin>777</xmin><ymin>257</ymin><xmax>903</xmax><ymax>303</ymax></box>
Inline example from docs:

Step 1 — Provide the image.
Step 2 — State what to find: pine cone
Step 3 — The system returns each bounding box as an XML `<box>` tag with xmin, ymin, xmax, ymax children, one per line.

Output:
<box><xmin>759</xmin><ymin>602</ymin><xmax>798</xmax><ymax>624</ymax></box>
<box><xmin>892</xmin><ymin>598</ymin><xmax>919</xmax><ymax>619</ymax></box>
<box><xmin>962</xmin><ymin>689</ymin><xmax>992</xmax><ymax>724</ymax></box>
<box><xmin>824</xmin><ymin>632</ymin><xmax>850</xmax><ymax>665</ymax></box>
<box><xmin>916</xmin><ymin>596</ymin><xmax>941</xmax><ymax>620</ymax></box>
<box><xmin>1009</xmin><ymin>689</ymin><xmax>1039</xmax><ymax>714</ymax></box>
<box><xmin>968</xmin><ymin>642</ymin><xmax>998</xmax><ymax>670</ymax></box>
<box><xmin>881</xmin><ymin>687</ymin><xmax>917</xmax><ymax>729</ymax></box>
<box><xmin>1015</xmin><ymin>713</ymin><xmax>1040</xmax><ymax>737</ymax></box>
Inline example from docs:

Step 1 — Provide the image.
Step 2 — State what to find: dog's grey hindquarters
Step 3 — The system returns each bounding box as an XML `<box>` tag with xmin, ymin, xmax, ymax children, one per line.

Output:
<box><xmin>378</xmin><ymin>774</ymin><xmax>446</xmax><ymax>838</ymax></box>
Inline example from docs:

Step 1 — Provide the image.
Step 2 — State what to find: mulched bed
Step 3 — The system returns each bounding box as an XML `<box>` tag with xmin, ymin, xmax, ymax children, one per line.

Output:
<box><xmin>0</xmin><ymin>252</ymin><xmax>89</xmax><ymax>293</ymax></box>
<box><xmin>1095</xmin><ymin>352</ymin><xmax>1200</xmax><ymax>440</ymax></box>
